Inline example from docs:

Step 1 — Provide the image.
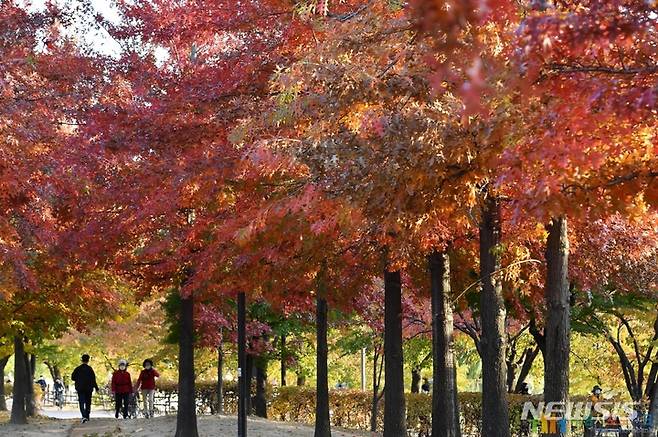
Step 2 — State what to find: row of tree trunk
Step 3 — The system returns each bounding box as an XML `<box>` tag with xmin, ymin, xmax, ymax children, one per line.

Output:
<box><xmin>0</xmin><ymin>206</ymin><xmax>587</xmax><ymax>437</ymax></box>
<box><xmin>310</xmin><ymin>198</ymin><xmax>574</xmax><ymax>437</ymax></box>
<box><xmin>141</xmin><ymin>204</ymin><xmax>658</xmax><ymax>437</ymax></box>
<box><xmin>167</xmin><ymin>201</ymin><xmax>619</xmax><ymax>437</ymax></box>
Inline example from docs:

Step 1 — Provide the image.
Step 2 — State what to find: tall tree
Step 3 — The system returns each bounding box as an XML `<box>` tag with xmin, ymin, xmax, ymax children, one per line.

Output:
<box><xmin>543</xmin><ymin>217</ymin><xmax>570</xmax><ymax>436</ymax></box>
<box><xmin>429</xmin><ymin>250</ymin><xmax>461</xmax><ymax>437</ymax></box>
<box><xmin>383</xmin><ymin>268</ymin><xmax>406</xmax><ymax>437</ymax></box>
<box><xmin>478</xmin><ymin>195</ymin><xmax>510</xmax><ymax>437</ymax></box>
<box><xmin>315</xmin><ymin>268</ymin><xmax>331</xmax><ymax>437</ymax></box>
<box><xmin>24</xmin><ymin>352</ymin><xmax>36</xmax><ymax>417</ymax></box>
<box><xmin>10</xmin><ymin>336</ymin><xmax>28</xmax><ymax>425</ymax></box>
<box><xmin>74</xmin><ymin>2</ymin><xmax>326</xmax><ymax>433</ymax></box>
<box><xmin>263</xmin><ymin>8</ymin><xmax>531</xmax><ymax>437</ymax></box>
<box><xmin>176</xmin><ymin>284</ymin><xmax>198</xmax><ymax>437</ymax></box>
<box><xmin>0</xmin><ymin>4</ymin><xmax>121</xmax><ymax>422</ymax></box>
<box><xmin>216</xmin><ymin>341</ymin><xmax>224</xmax><ymax>415</ymax></box>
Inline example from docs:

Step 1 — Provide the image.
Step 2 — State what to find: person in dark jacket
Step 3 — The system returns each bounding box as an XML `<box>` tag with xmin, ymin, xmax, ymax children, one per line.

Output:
<box><xmin>53</xmin><ymin>378</ymin><xmax>65</xmax><ymax>408</ymax></box>
<box><xmin>421</xmin><ymin>377</ymin><xmax>431</xmax><ymax>394</ymax></box>
<box><xmin>519</xmin><ymin>381</ymin><xmax>530</xmax><ymax>395</ymax></box>
<box><xmin>111</xmin><ymin>359</ymin><xmax>132</xmax><ymax>419</ymax></box>
<box><xmin>36</xmin><ymin>375</ymin><xmax>47</xmax><ymax>392</ymax></box>
<box><xmin>71</xmin><ymin>354</ymin><xmax>99</xmax><ymax>423</ymax></box>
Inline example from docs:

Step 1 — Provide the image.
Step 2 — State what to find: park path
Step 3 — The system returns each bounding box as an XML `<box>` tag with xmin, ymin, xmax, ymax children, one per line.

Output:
<box><xmin>65</xmin><ymin>415</ymin><xmax>374</xmax><ymax>437</ymax></box>
<box><xmin>0</xmin><ymin>417</ymin><xmax>72</xmax><ymax>437</ymax></box>
<box><xmin>0</xmin><ymin>410</ymin><xmax>375</xmax><ymax>437</ymax></box>
<box><xmin>44</xmin><ymin>407</ymin><xmax>115</xmax><ymax>420</ymax></box>
<box><xmin>68</xmin><ymin>418</ymin><xmax>121</xmax><ymax>437</ymax></box>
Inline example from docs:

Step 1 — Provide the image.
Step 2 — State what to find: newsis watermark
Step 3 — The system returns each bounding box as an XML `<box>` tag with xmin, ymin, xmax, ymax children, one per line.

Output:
<box><xmin>521</xmin><ymin>400</ymin><xmax>652</xmax><ymax>421</ymax></box>
<box><xmin>519</xmin><ymin>401</ymin><xmax>654</xmax><ymax>433</ymax></box>
<box><xmin>521</xmin><ymin>400</ymin><xmax>651</xmax><ymax>423</ymax></box>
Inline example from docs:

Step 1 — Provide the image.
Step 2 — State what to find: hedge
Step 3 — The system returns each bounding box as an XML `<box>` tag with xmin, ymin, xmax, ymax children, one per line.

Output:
<box><xmin>153</xmin><ymin>381</ymin><xmax>571</xmax><ymax>435</ymax></box>
<box><xmin>1</xmin><ymin>379</ymin><xmax>635</xmax><ymax>435</ymax></box>
<box><xmin>5</xmin><ymin>380</ymin><xmax>608</xmax><ymax>435</ymax></box>
<box><xmin>156</xmin><ymin>380</ymin><xmax>239</xmax><ymax>415</ymax></box>
<box><xmin>268</xmin><ymin>388</ymin><xmax>548</xmax><ymax>436</ymax></box>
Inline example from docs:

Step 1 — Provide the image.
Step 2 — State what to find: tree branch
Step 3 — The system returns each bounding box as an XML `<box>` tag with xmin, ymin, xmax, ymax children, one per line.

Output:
<box><xmin>547</xmin><ymin>63</ymin><xmax>658</xmax><ymax>76</ymax></box>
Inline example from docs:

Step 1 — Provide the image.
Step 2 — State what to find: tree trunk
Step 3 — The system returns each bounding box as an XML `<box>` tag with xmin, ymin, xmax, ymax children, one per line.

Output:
<box><xmin>543</xmin><ymin>217</ymin><xmax>570</xmax><ymax>437</ymax></box>
<box><xmin>246</xmin><ymin>353</ymin><xmax>254</xmax><ymax>415</ymax></box>
<box><xmin>646</xmin><ymin>362</ymin><xmax>658</xmax><ymax>401</ymax></box>
<box><xmin>429</xmin><ymin>250</ymin><xmax>461</xmax><ymax>437</ymax></box>
<box><xmin>384</xmin><ymin>269</ymin><xmax>406</xmax><ymax>437</ymax></box>
<box><xmin>411</xmin><ymin>368</ymin><xmax>421</xmax><ymax>393</ymax></box>
<box><xmin>0</xmin><ymin>355</ymin><xmax>9</xmax><ymax>411</ymax></box>
<box><xmin>370</xmin><ymin>390</ymin><xmax>380</xmax><ymax>433</ymax></box>
<box><xmin>506</xmin><ymin>363</ymin><xmax>515</xmax><ymax>394</ymax></box>
<box><xmin>29</xmin><ymin>354</ymin><xmax>36</xmax><ymax>379</ymax></box>
<box><xmin>237</xmin><ymin>292</ymin><xmax>247</xmax><ymax>437</ymax></box>
<box><xmin>24</xmin><ymin>353</ymin><xmax>36</xmax><ymax>417</ymax></box>
<box><xmin>254</xmin><ymin>356</ymin><xmax>268</xmax><ymax>419</ymax></box>
<box><xmin>609</xmin><ymin>335</ymin><xmax>642</xmax><ymax>402</ymax></box>
<box><xmin>506</xmin><ymin>338</ymin><xmax>518</xmax><ymax>393</ymax></box>
<box><xmin>315</xmin><ymin>296</ymin><xmax>331</xmax><ymax>437</ymax></box>
<box><xmin>174</xmin><ymin>293</ymin><xmax>199</xmax><ymax>437</ymax></box>
<box><xmin>514</xmin><ymin>346</ymin><xmax>540</xmax><ymax>394</ymax></box>
<box><xmin>216</xmin><ymin>343</ymin><xmax>224</xmax><ymax>415</ymax></box>
<box><xmin>44</xmin><ymin>361</ymin><xmax>55</xmax><ymax>382</ymax></box>
<box><xmin>10</xmin><ymin>335</ymin><xmax>28</xmax><ymax>424</ymax></box>
<box><xmin>296</xmin><ymin>373</ymin><xmax>306</xmax><ymax>386</ymax></box>
<box><xmin>281</xmin><ymin>335</ymin><xmax>287</xmax><ymax>387</ymax></box>
<box><xmin>650</xmin><ymin>379</ymin><xmax>658</xmax><ymax>436</ymax></box>
<box><xmin>479</xmin><ymin>195</ymin><xmax>511</xmax><ymax>437</ymax></box>
<box><xmin>529</xmin><ymin>317</ymin><xmax>546</xmax><ymax>357</ymax></box>
<box><xmin>371</xmin><ymin>350</ymin><xmax>384</xmax><ymax>433</ymax></box>
<box><xmin>643</xmin><ymin>317</ymin><xmax>658</xmax><ymax>403</ymax></box>
<box><xmin>44</xmin><ymin>361</ymin><xmax>62</xmax><ymax>383</ymax></box>
<box><xmin>361</xmin><ymin>348</ymin><xmax>367</xmax><ymax>391</ymax></box>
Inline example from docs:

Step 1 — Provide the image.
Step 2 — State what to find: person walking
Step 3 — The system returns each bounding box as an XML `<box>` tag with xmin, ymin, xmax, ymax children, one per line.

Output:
<box><xmin>421</xmin><ymin>377</ymin><xmax>431</xmax><ymax>394</ymax></box>
<box><xmin>71</xmin><ymin>354</ymin><xmax>99</xmax><ymax>423</ymax></box>
<box><xmin>53</xmin><ymin>378</ymin><xmax>65</xmax><ymax>409</ymax></box>
<box><xmin>584</xmin><ymin>385</ymin><xmax>603</xmax><ymax>437</ymax></box>
<box><xmin>519</xmin><ymin>381</ymin><xmax>530</xmax><ymax>395</ymax></box>
<box><xmin>36</xmin><ymin>375</ymin><xmax>47</xmax><ymax>392</ymax></box>
<box><xmin>135</xmin><ymin>359</ymin><xmax>159</xmax><ymax>418</ymax></box>
<box><xmin>111</xmin><ymin>359</ymin><xmax>132</xmax><ymax>419</ymax></box>
<box><xmin>36</xmin><ymin>375</ymin><xmax>47</xmax><ymax>404</ymax></box>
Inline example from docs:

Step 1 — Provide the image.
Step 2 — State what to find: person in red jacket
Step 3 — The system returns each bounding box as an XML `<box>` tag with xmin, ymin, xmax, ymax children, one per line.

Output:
<box><xmin>111</xmin><ymin>359</ymin><xmax>132</xmax><ymax>419</ymax></box>
<box><xmin>135</xmin><ymin>359</ymin><xmax>160</xmax><ymax>418</ymax></box>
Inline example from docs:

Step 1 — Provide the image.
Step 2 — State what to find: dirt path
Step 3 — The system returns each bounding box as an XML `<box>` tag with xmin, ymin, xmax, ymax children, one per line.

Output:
<box><xmin>0</xmin><ymin>417</ymin><xmax>72</xmax><ymax>436</ymax></box>
<box><xmin>117</xmin><ymin>415</ymin><xmax>375</xmax><ymax>436</ymax></box>
<box><xmin>2</xmin><ymin>414</ymin><xmax>376</xmax><ymax>437</ymax></box>
<box><xmin>68</xmin><ymin>418</ymin><xmax>122</xmax><ymax>437</ymax></box>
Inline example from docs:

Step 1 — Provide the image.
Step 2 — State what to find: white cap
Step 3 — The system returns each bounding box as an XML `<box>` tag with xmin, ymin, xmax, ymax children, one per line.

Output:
<box><xmin>118</xmin><ymin>359</ymin><xmax>128</xmax><ymax>366</ymax></box>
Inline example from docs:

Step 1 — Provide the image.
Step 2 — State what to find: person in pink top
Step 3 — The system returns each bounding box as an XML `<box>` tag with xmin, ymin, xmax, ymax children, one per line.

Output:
<box><xmin>135</xmin><ymin>359</ymin><xmax>160</xmax><ymax>418</ymax></box>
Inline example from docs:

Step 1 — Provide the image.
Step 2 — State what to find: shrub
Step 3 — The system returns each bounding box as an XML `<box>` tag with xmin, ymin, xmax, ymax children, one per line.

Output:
<box><xmin>269</xmin><ymin>388</ymin><xmax>541</xmax><ymax>435</ymax></box>
<box><xmin>153</xmin><ymin>383</ymin><xmax>597</xmax><ymax>435</ymax></box>
<box><xmin>155</xmin><ymin>379</ymin><xmax>239</xmax><ymax>415</ymax></box>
